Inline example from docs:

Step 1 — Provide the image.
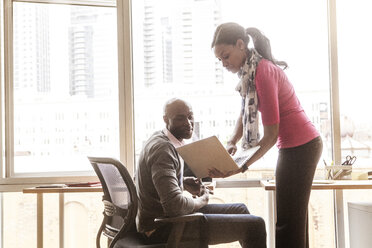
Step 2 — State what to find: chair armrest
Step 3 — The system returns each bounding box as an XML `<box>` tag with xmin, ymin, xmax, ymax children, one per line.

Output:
<box><xmin>154</xmin><ymin>212</ymin><xmax>204</xmax><ymax>223</ymax></box>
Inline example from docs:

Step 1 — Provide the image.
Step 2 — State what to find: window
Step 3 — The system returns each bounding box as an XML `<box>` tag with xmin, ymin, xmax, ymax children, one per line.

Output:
<box><xmin>132</xmin><ymin>0</ymin><xmax>331</xmax><ymax>170</ymax></box>
<box><xmin>337</xmin><ymin>0</ymin><xmax>372</xmax><ymax>167</ymax></box>
<box><xmin>336</xmin><ymin>1</ymin><xmax>372</xmax><ymax>246</ymax></box>
<box><xmin>132</xmin><ymin>1</ymin><xmax>332</xmax><ymax>247</ymax></box>
<box><xmin>7</xmin><ymin>0</ymin><xmax>119</xmax><ymax>175</ymax></box>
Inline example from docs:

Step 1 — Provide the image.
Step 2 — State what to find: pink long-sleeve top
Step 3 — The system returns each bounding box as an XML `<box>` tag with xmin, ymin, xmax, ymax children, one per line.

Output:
<box><xmin>255</xmin><ymin>59</ymin><xmax>319</xmax><ymax>148</ymax></box>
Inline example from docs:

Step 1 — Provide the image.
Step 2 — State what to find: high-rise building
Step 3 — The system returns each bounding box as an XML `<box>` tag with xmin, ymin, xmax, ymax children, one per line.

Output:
<box><xmin>69</xmin><ymin>25</ymin><xmax>94</xmax><ymax>97</ymax></box>
<box><xmin>161</xmin><ymin>17</ymin><xmax>173</xmax><ymax>84</ymax></box>
<box><xmin>69</xmin><ymin>9</ymin><xmax>95</xmax><ymax>97</ymax></box>
<box><xmin>142</xmin><ymin>0</ymin><xmax>223</xmax><ymax>87</ymax></box>
<box><xmin>13</xmin><ymin>4</ymin><xmax>51</xmax><ymax>94</ymax></box>
<box><xmin>143</xmin><ymin>0</ymin><xmax>163</xmax><ymax>86</ymax></box>
<box><xmin>68</xmin><ymin>7</ymin><xmax>117</xmax><ymax>98</ymax></box>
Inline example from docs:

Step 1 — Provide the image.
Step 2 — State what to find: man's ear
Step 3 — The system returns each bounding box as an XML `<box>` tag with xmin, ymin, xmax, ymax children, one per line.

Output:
<box><xmin>163</xmin><ymin>115</ymin><xmax>169</xmax><ymax>126</ymax></box>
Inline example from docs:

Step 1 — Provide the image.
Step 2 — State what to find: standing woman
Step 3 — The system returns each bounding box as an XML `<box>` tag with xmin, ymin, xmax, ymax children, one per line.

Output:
<box><xmin>210</xmin><ymin>22</ymin><xmax>323</xmax><ymax>248</ymax></box>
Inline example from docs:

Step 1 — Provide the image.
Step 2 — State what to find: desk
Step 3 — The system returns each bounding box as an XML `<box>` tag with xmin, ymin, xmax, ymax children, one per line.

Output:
<box><xmin>23</xmin><ymin>180</ymin><xmax>372</xmax><ymax>248</ymax></box>
<box><xmin>23</xmin><ymin>186</ymin><xmax>102</xmax><ymax>248</ymax></box>
<box><xmin>260</xmin><ymin>180</ymin><xmax>372</xmax><ymax>248</ymax></box>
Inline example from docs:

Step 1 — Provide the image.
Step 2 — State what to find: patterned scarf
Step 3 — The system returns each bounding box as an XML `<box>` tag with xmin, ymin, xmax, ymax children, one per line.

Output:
<box><xmin>235</xmin><ymin>48</ymin><xmax>262</xmax><ymax>149</ymax></box>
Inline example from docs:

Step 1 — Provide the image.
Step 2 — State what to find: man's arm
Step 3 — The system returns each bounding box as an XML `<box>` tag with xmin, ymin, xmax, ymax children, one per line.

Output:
<box><xmin>151</xmin><ymin>148</ymin><xmax>208</xmax><ymax>216</ymax></box>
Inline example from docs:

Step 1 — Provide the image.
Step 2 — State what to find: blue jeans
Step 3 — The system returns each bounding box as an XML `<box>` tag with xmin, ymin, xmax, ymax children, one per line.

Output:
<box><xmin>146</xmin><ymin>203</ymin><xmax>266</xmax><ymax>248</ymax></box>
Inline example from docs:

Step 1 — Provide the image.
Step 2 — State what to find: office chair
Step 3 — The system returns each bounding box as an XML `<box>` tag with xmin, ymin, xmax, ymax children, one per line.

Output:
<box><xmin>88</xmin><ymin>157</ymin><xmax>207</xmax><ymax>248</ymax></box>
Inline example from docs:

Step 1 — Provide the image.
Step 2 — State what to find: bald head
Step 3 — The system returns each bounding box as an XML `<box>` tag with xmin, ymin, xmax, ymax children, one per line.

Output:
<box><xmin>163</xmin><ymin>98</ymin><xmax>194</xmax><ymax>141</ymax></box>
<box><xmin>163</xmin><ymin>98</ymin><xmax>192</xmax><ymax>116</ymax></box>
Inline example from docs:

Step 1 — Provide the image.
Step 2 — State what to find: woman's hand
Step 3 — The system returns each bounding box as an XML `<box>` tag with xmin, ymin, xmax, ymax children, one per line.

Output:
<box><xmin>226</xmin><ymin>141</ymin><xmax>238</xmax><ymax>155</ymax></box>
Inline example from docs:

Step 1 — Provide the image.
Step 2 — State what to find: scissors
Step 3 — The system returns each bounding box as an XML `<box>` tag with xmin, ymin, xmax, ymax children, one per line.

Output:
<box><xmin>342</xmin><ymin>155</ymin><xmax>356</xmax><ymax>165</ymax></box>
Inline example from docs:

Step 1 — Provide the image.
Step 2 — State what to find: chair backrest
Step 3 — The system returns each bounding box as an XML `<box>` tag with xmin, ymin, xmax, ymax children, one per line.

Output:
<box><xmin>88</xmin><ymin>157</ymin><xmax>138</xmax><ymax>239</ymax></box>
<box><xmin>89</xmin><ymin>157</ymin><xmax>207</xmax><ymax>248</ymax></box>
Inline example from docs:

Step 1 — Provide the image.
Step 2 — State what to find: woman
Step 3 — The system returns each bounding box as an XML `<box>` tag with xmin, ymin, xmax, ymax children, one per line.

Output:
<box><xmin>210</xmin><ymin>22</ymin><xmax>323</xmax><ymax>248</ymax></box>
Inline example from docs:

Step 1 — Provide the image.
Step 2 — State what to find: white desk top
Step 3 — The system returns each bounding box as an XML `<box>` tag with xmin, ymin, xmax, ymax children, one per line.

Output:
<box><xmin>260</xmin><ymin>179</ymin><xmax>372</xmax><ymax>190</ymax></box>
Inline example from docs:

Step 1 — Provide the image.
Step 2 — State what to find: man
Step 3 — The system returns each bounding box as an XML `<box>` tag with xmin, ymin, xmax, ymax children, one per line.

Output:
<box><xmin>135</xmin><ymin>98</ymin><xmax>266</xmax><ymax>247</ymax></box>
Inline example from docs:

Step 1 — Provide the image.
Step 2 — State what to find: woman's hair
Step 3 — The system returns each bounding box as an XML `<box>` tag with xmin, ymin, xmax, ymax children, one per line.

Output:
<box><xmin>211</xmin><ymin>22</ymin><xmax>288</xmax><ymax>69</ymax></box>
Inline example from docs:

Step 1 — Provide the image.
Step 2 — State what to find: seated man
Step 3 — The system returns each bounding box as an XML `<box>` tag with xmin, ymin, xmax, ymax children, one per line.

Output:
<box><xmin>135</xmin><ymin>98</ymin><xmax>266</xmax><ymax>247</ymax></box>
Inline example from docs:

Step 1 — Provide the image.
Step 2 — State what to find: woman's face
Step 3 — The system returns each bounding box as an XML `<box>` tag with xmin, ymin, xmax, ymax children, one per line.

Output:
<box><xmin>214</xmin><ymin>39</ymin><xmax>246</xmax><ymax>74</ymax></box>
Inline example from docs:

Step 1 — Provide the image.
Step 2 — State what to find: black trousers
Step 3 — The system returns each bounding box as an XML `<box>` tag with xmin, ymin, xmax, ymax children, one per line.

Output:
<box><xmin>146</xmin><ymin>203</ymin><xmax>267</xmax><ymax>248</ymax></box>
<box><xmin>275</xmin><ymin>136</ymin><xmax>323</xmax><ymax>248</ymax></box>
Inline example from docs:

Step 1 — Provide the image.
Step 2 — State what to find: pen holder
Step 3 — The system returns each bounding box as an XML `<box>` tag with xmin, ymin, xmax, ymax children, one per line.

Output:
<box><xmin>325</xmin><ymin>165</ymin><xmax>352</xmax><ymax>180</ymax></box>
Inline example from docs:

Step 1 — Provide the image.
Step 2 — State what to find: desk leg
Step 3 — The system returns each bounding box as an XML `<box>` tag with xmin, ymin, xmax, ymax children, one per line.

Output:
<box><xmin>266</xmin><ymin>190</ymin><xmax>276</xmax><ymax>248</ymax></box>
<box><xmin>334</xmin><ymin>189</ymin><xmax>345</xmax><ymax>248</ymax></box>
<box><xmin>59</xmin><ymin>193</ymin><xmax>64</xmax><ymax>248</ymax></box>
<box><xmin>36</xmin><ymin>193</ymin><xmax>43</xmax><ymax>248</ymax></box>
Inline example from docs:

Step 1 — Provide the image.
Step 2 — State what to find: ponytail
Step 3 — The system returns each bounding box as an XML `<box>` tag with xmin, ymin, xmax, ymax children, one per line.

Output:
<box><xmin>245</xmin><ymin>27</ymin><xmax>288</xmax><ymax>69</ymax></box>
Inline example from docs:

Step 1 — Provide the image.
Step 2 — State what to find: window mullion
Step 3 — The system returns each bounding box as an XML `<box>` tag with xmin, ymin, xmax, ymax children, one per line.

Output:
<box><xmin>4</xmin><ymin>0</ymin><xmax>15</xmax><ymax>178</ymax></box>
<box><xmin>328</xmin><ymin>0</ymin><xmax>344</xmax><ymax>248</ymax></box>
<box><xmin>117</xmin><ymin>0</ymin><xmax>135</xmax><ymax>175</ymax></box>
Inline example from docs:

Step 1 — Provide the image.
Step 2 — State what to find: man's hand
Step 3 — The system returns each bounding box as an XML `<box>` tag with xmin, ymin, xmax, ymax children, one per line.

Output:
<box><xmin>192</xmin><ymin>184</ymin><xmax>209</xmax><ymax>211</ymax></box>
<box><xmin>208</xmin><ymin>167</ymin><xmax>243</xmax><ymax>178</ymax></box>
<box><xmin>197</xmin><ymin>185</ymin><xmax>209</xmax><ymax>203</ymax></box>
<box><xmin>183</xmin><ymin>177</ymin><xmax>202</xmax><ymax>196</ymax></box>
